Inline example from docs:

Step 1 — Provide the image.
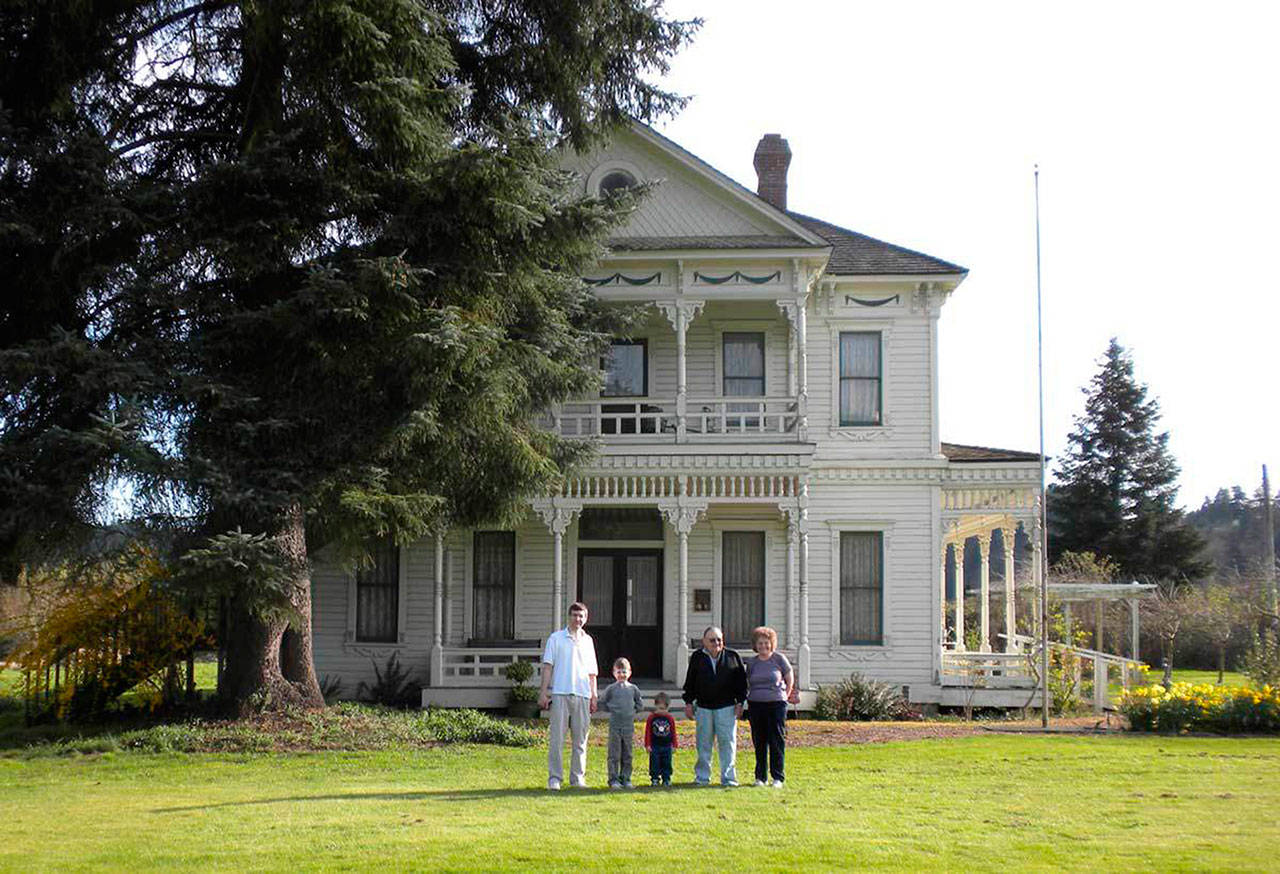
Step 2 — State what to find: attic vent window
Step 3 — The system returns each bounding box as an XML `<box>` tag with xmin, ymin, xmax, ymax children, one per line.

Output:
<box><xmin>598</xmin><ymin>170</ymin><xmax>638</xmax><ymax>196</ymax></box>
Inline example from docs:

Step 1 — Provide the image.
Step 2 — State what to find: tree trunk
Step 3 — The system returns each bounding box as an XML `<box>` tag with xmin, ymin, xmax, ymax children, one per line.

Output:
<box><xmin>1217</xmin><ymin>645</ymin><xmax>1226</xmax><ymax>685</ymax></box>
<box><xmin>219</xmin><ymin>504</ymin><xmax>323</xmax><ymax>715</ymax></box>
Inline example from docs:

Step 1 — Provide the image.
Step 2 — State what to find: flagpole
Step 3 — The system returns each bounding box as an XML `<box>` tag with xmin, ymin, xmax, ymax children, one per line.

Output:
<box><xmin>1035</xmin><ymin>165</ymin><xmax>1049</xmax><ymax>727</ymax></box>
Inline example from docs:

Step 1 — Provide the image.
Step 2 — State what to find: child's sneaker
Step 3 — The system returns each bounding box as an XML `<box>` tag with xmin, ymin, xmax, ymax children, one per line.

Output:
<box><xmin>754</xmin><ymin>779</ymin><xmax>767</xmax><ymax>787</ymax></box>
<box><xmin>771</xmin><ymin>780</ymin><xmax>784</xmax><ymax>788</ymax></box>
<box><xmin>608</xmin><ymin>782</ymin><xmax>621</xmax><ymax>790</ymax></box>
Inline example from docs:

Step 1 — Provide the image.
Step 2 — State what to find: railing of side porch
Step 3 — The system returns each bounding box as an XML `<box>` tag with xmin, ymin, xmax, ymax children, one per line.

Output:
<box><xmin>438</xmin><ymin>647</ymin><xmax>542</xmax><ymax>686</ymax></box>
<box><xmin>942</xmin><ymin>636</ymin><xmax>1145</xmax><ymax>712</ymax></box>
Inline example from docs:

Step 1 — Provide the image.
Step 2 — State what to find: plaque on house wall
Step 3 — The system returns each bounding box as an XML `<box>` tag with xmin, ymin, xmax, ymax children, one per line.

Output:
<box><xmin>693</xmin><ymin>588</ymin><xmax>712</xmax><ymax>612</ymax></box>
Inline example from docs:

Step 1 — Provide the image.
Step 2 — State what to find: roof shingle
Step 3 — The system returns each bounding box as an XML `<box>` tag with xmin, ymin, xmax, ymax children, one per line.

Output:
<box><xmin>788</xmin><ymin>212</ymin><xmax>966</xmax><ymax>276</ymax></box>
<box><xmin>942</xmin><ymin>442</ymin><xmax>1042</xmax><ymax>463</ymax></box>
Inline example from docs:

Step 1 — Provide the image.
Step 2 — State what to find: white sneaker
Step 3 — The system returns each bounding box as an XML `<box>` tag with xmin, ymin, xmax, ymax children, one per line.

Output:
<box><xmin>609</xmin><ymin>782</ymin><xmax>621</xmax><ymax>790</ymax></box>
<box><xmin>723</xmin><ymin>780</ymin><xmax>739</xmax><ymax>788</ymax></box>
<box><xmin>771</xmin><ymin>780</ymin><xmax>784</xmax><ymax>789</ymax></box>
<box><xmin>570</xmin><ymin>779</ymin><xmax>587</xmax><ymax>789</ymax></box>
<box><xmin>548</xmin><ymin>779</ymin><xmax>562</xmax><ymax>791</ymax></box>
<box><xmin>754</xmin><ymin>780</ymin><xmax>767</xmax><ymax>787</ymax></box>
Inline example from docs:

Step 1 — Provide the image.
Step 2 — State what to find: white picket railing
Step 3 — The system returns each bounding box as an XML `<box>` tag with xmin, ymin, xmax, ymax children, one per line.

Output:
<box><xmin>546</xmin><ymin>396</ymin><xmax>799</xmax><ymax>440</ymax></box>
<box><xmin>439</xmin><ymin>647</ymin><xmax>542</xmax><ymax>686</ymax></box>
<box><xmin>686</xmin><ymin>396</ymin><xmax>799</xmax><ymax>436</ymax></box>
<box><xmin>942</xmin><ymin>635</ymin><xmax>1145</xmax><ymax>711</ymax></box>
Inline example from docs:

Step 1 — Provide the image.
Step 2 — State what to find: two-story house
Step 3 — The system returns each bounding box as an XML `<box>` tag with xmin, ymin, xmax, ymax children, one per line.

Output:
<box><xmin>310</xmin><ymin>123</ymin><xmax>1045</xmax><ymax>710</ymax></box>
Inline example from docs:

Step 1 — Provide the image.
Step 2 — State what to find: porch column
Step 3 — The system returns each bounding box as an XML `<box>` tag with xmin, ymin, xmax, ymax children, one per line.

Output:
<box><xmin>657</xmin><ymin>294</ymin><xmax>704</xmax><ymax>444</ymax></box>
<box><xmin>430</xmin><ymin>529</ymin><xmax>446</xmax><ymax>686</ymax></box>
<box><xmin>659</xmin><ymin>496</ymin><xmax>707</xmax><ymax>683</ymax></box>
<box><xmin>1094</xmin><ymin>598</ymin><xmax>1105</xmax><ymax>652</ymax></box>
<box><xmin>1031</xmin><ymin>517</ymin><xmax>1044</xmax><ymax>640</ymax></box>
<box><xmin>798</xmin><ymin>512</ymin><xmax>811</xmax><ymax>689</ymax></box>
<box><xmin>939</xmin><ymin>538</ymin><xmax>948</xmax><ymax>651</ymax></box>
<box><xmin>952</xmin><ymin>532</ymin><xmax>966</xmax><ymax>652</ymax></box>
<box><xmin>530</xmin><ymin>498</ymin><xmax>583</xmax><ymax>636</ymax></box>
<box><xmin>782</xmin><ymin>481</ymin><xmax>811</xmax><ymax>688</ymax></box>
<box><xmin>1002</xmin><ymin>524</ymin><xmax>1018</xmax><ymax>651</ymax></box>
<box><xmin>786</xmin><ymin>516</ymin><xmax>798</xmax><ymax>650</ymax></box>
<box><xmin>778</xmin><ymin>272</ymin><xmax>810</xmax><ymax>442</ymax></box>
<box><xmin>1129</xmin><ymin>598</ymin><xmax>1140</xmax><ymax>660</ymax></box>
<box><xmin>978</xmin><ymin>531</ymin><xmax>992</xmax><ymax>652</ymax></box>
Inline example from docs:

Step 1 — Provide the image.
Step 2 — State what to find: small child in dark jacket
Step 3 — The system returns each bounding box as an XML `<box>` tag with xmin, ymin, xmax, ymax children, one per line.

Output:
<box><xmin>644</xmin><ymin>691</ymin><xmax>679</xmax><ymax>786</ymax></box>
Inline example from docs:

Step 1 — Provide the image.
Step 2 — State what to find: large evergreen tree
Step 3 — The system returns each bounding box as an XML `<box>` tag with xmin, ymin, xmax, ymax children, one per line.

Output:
<box><xmin>1</xmin><ymin>1</ymin><xmax>697</xmax><ymax>712</ymax></box>
<box><xmin>1048</xmin><ymin>339</ymin><xmax>1207</xmax><ymax>580</ymax></box>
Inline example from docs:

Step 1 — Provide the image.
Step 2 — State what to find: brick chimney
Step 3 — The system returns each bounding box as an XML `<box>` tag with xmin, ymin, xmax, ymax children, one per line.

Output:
<box><xmin>753</xmin><ymin>133</ymin><xmax>792</xmax><ymax>211</ymax></box>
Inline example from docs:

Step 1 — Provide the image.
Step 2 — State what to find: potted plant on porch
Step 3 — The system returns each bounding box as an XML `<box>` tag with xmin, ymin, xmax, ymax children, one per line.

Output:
<box><xmin>503</xmin><ymin>660</ymin><xmax>540</xmax><ymax>718</ymax></box>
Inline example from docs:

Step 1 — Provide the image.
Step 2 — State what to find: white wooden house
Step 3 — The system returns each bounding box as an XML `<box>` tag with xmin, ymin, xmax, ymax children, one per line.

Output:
<box><xmin>310</xmin><ymin>123</ymin><xmax>1047</xmax><ymax>709</ymax></box>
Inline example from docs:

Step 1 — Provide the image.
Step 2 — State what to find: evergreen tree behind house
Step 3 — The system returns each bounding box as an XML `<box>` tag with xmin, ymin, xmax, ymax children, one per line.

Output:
<box><xmin>0</xmin><ymin>1</ymin><xmax>698</xmax><ymax>713</ymax></box>
<box><xmin>1048</xmin><ymin>339</ymin><xmax>1207</xmax><ymax>581</ymax></box>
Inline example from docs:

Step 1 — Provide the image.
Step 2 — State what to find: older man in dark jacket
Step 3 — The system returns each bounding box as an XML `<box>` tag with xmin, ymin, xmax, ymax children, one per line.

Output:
<box><xmin>682</xmin><ymin>625</ymin><xmax>748</xmax><ymax>786</ymax></box>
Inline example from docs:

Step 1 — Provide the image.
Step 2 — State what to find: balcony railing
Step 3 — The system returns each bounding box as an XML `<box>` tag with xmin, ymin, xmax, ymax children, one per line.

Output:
<box><xmin>548</xmin><ymin>396</ymin><xmax>800</xmax><ymax>441</ymax></box>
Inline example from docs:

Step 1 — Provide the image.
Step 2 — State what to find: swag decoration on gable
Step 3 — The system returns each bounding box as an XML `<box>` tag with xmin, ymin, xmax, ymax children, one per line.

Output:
<box><xmin>693</xmin><ymin>270</ymin><xmax>782</xmax><ymax>285</ymax></box>
<box><xmin>584</xmin><ymin>272</ymin><xmax>662</xmax><ymax>287</ymax></box>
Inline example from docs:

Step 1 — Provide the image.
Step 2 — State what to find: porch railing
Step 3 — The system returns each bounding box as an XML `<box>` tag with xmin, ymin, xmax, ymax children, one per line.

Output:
<box><xmin>942</xmin><ymin>635</ymin><xmax>1144</xmax><ymax>712</ymax></box>
<box><xmin>438</xmin><ymin>647</ymin><xmax>542</xmax><ymax>686</ymax></box>
<box><xmin>546</xmin><ymin>396</ymin><xmax>799</xmax><ymax>440</ymax></box>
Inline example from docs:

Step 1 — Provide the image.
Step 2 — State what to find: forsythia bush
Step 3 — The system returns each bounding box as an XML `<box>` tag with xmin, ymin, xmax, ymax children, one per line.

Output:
<box><xmin>1118</xmin><ymin>682</ymin><xmax>1280</xmax><ymax>734</ymax></box>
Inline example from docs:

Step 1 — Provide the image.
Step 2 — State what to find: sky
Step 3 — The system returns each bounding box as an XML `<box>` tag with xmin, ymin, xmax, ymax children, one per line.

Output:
<box><xmin>651</xmin><ymin>0</ymin><xmax>1280</xmax><ymax>508</ymax></box>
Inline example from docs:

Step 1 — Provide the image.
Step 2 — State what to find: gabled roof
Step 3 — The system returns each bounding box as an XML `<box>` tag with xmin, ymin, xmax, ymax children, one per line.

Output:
<box><xmin>789</xmin><ymin>212</ymin><xmax>967</xmax><ymax>277</ymax></box>
<box><xmin>627</xmin><ymin>123</ymin><xmax>830</xmax><ymax>249</ymax></box>
<box><xmin>941</xmin><ymin>442</ymin><xmax>1041</xmax><ymax>463</ymax></box>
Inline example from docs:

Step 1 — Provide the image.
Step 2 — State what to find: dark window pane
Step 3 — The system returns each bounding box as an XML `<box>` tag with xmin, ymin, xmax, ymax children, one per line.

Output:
<box><xmin>627</xmin><ymin>556</ymin><xmax>659</xmax><ymax>626</ymax></box>
<box><xmin>356</xmin><ymin>538</ymin><xmax>398</xmax><ymax>643</ymax></box>
<box><xmin>722</xmin><ymin>531</ymin><xmax>765</xmax><ymax>643</ymax></box>
<box><xmin>602</xmin><ymin>341</ymin><xmax>646</xmax><ymax>397</ymax></box>
<box><xmin>473</xmin><ymin>531</ymin><xmax>515</xmax><ymax>640</ymax></box>
<box><xmin>840</xmin><ymin>532</ymin><xmax>883</xmax><ymax>645</ymax></box>
<box><xmin>578</xmin><ymin>508</ymin><xmax>663</xmax><ymax>540</ymax></box>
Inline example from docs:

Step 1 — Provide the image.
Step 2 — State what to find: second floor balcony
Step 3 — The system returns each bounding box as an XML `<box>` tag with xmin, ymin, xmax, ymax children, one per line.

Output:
<box><xmin>545</xmin><ymin>295</ymin><xmax>814</xmax><ymax>445</ymax></box>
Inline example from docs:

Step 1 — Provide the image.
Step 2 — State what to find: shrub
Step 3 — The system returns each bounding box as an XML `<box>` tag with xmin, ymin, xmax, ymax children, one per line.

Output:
<box><xmin>502</xmin><ymin>660</ymin><xmax>538</xmax><ymax>704</ymax></box>
<box><xmin>418</xmin><ymin>707</ymin><xmax>537</xmax><ymax>746</ymax></box>
<box><xmin>1242</xmin><ymin>630</ymin><xmax>1280</xmax><ymax>689</ymax></box>
<box><xmin>1118</xmin><ymin>682</ymin><xmax>1280</xmax><ymax>734</ymax></box>
<box><xmin>815</xmin><ymin>673</ymin><xmax>911</xmax><ymax>721</ymax></box>
<box><xmin>356</xmin><ymin>653</ymin><xmax>421</xmax><ymax>708</ymax></box>
<box><xmin>319</xmin><ymin>675</ymin><xmax>344</xmax><ymax>704</ymax></box>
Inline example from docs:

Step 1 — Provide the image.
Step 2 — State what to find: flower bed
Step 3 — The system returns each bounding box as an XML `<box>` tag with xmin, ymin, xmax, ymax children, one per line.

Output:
<box><xmin>1118</xmin><ymin>682</ymin><xmax>1280</xmax><ymax>734</ymax></box>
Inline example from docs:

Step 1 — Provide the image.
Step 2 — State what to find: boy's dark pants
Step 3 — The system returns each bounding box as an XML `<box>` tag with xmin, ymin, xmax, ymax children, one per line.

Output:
<box><xmin>747</xmin><ymin>700</ymin><xmax>787</xmax><ymax>782</ymax></box>
<box><xmin>648</xmin><ymin>745</ymin><xmax>672</xmax><ymax>783</ymax></box>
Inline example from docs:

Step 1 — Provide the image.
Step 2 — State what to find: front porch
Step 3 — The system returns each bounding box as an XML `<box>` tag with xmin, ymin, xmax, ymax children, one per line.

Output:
<box><xmin>418</xmin><ymin>466</ymin><xmax>819</xmax><ymax>708</ymax></box>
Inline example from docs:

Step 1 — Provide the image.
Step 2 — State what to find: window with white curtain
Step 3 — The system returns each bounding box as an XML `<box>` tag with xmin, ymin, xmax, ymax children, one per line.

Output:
<box><xmin>723</xmin><ymin>332</ymin><xmax>765</xmax><ymax>397</ymax></box>
<box><xmin>473</xmin><ymin>531</ymin><xmax>515</xmax><ymax>640</ymax></box>
<box><xmin>356</xmin><ymin>538</ymin><xmax>399</xmax><ymax>643</ymax></box>
<box><xmin>839</xmin><ymin>332</ymin><xmax>881</xmax><ymax>426</ymax></box>
<box><xmin>840</xmin><ymin>531</ymin><xmax>883</xmax><ymax>645</ymax></box>
<box><xmin>722</xmin><ymin>531</ymin><xmax>765</xmax><ymax>644</ymax></box>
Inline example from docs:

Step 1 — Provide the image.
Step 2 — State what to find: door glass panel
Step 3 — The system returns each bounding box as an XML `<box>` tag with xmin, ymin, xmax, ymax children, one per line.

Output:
<box><xmin>580</xmin><ymin>555</ymin><xmax>614</xmax><ymax>625</ymax></box>
<box><xmin>627</xmin><ymin>556</ymin><xmax>658</xmax><ymax>626</ymax></box>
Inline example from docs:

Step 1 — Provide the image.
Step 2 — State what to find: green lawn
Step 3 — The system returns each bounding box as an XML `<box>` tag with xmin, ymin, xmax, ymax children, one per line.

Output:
<box><xmin>0</xmin><ymin>734</ymin><xmax>1276</xmax><ymax>872</ymax></box>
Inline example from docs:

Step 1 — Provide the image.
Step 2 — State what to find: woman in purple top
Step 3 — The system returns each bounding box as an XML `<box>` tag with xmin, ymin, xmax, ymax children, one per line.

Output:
<box><xmin>745</xmin><ymin>625</ymin><xmax>794</xmax><ymax>787</ymax></box>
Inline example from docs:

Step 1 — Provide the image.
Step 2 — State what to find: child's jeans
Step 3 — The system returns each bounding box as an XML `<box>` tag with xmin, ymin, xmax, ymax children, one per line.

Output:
<box><xmin>648</xmin><ymin>745</ymin><xmax>673</xmax><ymax>783</ymax></box>
<box><xmin>607</xmin><ymin>728</ymin><xmax>634</xmax><ymax>785</ymax></box>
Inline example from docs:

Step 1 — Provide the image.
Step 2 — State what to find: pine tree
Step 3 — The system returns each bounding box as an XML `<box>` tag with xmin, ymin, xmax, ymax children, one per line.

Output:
<box><xmin>1048</xmin><ymin>339</ymin><xmax>1207</xmax><ymax>580</ymax></box>
<box><xmin>1</xmin><ymin>1</ymin><xmax>698</xmax><ymax>712</ymax></box>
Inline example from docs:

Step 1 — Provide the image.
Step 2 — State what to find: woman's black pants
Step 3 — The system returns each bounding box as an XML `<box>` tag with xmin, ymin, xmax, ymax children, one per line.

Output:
<box><xmin>747</xmin><ymin>700</ymin><xmax>787</xmax><ymax>782</ymax></box>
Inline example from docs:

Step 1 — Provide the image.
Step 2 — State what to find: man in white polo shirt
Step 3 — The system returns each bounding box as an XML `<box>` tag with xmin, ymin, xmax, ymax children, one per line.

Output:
<box><xmin>538</xmin><ymin>601</ymin><xmax>599</xmax><ymax>790</ymax></box>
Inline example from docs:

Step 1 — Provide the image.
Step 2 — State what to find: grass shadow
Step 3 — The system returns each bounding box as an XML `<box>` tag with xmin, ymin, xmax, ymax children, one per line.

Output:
<box><xmin>153</xmin><ymin>782</ymin><xmax>716</xmax><ymax>813</ymax></box>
